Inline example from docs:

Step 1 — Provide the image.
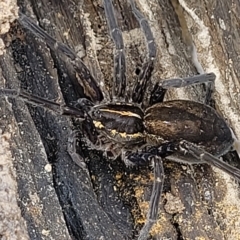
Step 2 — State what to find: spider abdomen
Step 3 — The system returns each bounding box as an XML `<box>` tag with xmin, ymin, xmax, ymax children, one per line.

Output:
<box><xmin>144</xmin><ymin>100</ymin><xmax>233</xmax><ymax>156</ymax></box>
<box><xmin>91</xmin><ymin>104</ymin><xmax>145</xmax><ymax>144</ymax></box>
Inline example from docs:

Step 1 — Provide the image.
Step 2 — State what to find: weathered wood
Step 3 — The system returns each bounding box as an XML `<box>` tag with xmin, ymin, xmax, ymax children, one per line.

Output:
<box><xmin>0</xmin><ymin>0</ymin><xmax>240</xmax><ymax>239</ymax></box>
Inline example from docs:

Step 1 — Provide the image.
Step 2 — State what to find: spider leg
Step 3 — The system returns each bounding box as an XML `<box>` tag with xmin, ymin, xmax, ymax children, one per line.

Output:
<box><xmin>149</xmin><ymin>83</ymin><xmax>167</xmax><ymax>106</ymax></box>
<box><xmin>67</xmin><ymin>131</ymin><xmax>87</xmax><ymax>169</ymax></box>
<box><xmin>0</xmin><ymin>88</ymin><xmax>85</xmax><ymax>118</ymax></box>
<box><xmin>123</xmin><ymin>142</ymin><xmax>176</xmax><ymax>167</ymax></box>
<box><xmin>123</xmin><ymin>142</ymin><xmax>175</xmax><ymax>239</ymax></box>
<box><xmin>149</xmin><ymin>72</ymin><xmax>216</xmax><ymax>105</ymax></box>
<box><xmin>124</xmin><ymin>150</ymin><xmax>167</xmax><ymax>240</ymax></box>
<box><xmin>0</xmin><ymin>87</ymin><xmax>102</xmax><ymax>148</ymax></box>
<box><xmin>179</xmin><ymin>140</ymin><xmax>240</xmax><ymax>180</ymax></box>
<box><xmin>15</xmin><ymin>13</ymin><xmax>103</xmax><ymax>154</ymax></box>
<box><xmin>81</xmin><ymin>113</ymin><xmax>99</xmax><ymax>144</ymax></box>
<box><xmin>138</xmin><ymin>156</ymin><xmax>164</xmax><ymax>240</ymax></box>
<box><xmin>19</xmin><ymin>12</ymin><xmax>103</xmax><ymax>102</ymax></box>
<box><xmin>103</xmin><ymin>0</ymin><xmax>126</xmax><ymax>99</ymax></box>
<box><xmin>129</xmin><ymin>0</ymin><xmax>156</xmax><ymax>103</ymax></box>
<box><xmin>159</xmin><ymin>72</ymin><xmax>216</xmax><ymax>89</ymax></box>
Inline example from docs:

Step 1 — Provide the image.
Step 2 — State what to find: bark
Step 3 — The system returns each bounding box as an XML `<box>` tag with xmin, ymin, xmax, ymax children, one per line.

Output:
<box><xmin>0</xmin><ymin>0</ymin><xmax>240</xmax><ymax>239</ymax></box>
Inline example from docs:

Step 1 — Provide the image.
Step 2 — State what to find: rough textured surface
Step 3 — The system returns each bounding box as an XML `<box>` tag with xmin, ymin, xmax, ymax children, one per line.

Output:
<box><xmin>0</xmin><ymin>0</ymin><xmax>18</xmax><ymax>55</ymax></box>
<box><xmin>0</xmin><ymin>130</ymin><xmax>29</xmax><ymax>240</ymax></box>
<box><xmin>0</xmin><ymin>0</ymin><xmax>240</xmax><ymax>239</ymax></box>
<box><xmin>0</xmin><ymin>1</ymin><xmax>28</xmax><ymax>239</ymax></box>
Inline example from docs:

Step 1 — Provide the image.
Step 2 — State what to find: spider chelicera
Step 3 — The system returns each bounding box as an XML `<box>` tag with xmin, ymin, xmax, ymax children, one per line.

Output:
<box><xmin>1</xmin><ymin>0</ymin><xmax>240</xmax><ymax>239</ymax></box>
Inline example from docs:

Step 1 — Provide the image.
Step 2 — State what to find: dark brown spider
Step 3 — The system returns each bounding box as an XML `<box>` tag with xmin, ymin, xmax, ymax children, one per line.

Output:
<box><xmin>1</xmin><ymin>0</ymin><xmax>240</xmax><ymax>239</ymax></box>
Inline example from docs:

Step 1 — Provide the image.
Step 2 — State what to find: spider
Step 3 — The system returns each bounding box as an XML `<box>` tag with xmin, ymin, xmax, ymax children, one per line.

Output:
<box><xmin>1</xmin><ymin>0</ymin><xmax>240</xmax><ymax>239</ymax></box>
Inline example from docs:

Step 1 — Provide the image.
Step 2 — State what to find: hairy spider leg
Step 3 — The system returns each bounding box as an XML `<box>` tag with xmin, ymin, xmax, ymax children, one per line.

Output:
<box><xmin>123</xmin><ymin>142</ymin><xmax>175</xmax><ymax>240</ymax></box>
<box><xmin>103</xmin><ymin>0</ymin><xmax>126</xmax><ymax>99</ymax></box>
<box><xmin>0</xmin><ymin>88</ymin><xmax>99</xmax><ymax>160</ymax></box>
<box><xmin>0</xmin><ymin>87</ymin><xmax>100</xmax><ymax>147</ymax></box>
<box><xmin>67</xmin><ymin>130</ymin><xmax>89</xmax><ymax>169</ymax></box>
<box><xmin>179</xmin><ymin>140</ymin><xmax>240</xmax><ymax>180</ymax></box>
<box><xmin>0</xmin><ymin>88</ymin><xmax>85</xmax><ymax>118</ymax></box>
<box><xmin>19</xmin><ymin>12</ymin><xmax>103</xmax><ymax>102</ymax></box>
<box><xmin>18</xmin><ymin>12</ymin><xmax>105</xmax><ymax>147</ymax></box>
<box><xmin>159</xmin><ymin>72</ymin><xmax>216</xmax><ymax>89</ymax></box>
<box><xmin>138</xmin><ymin>156</ymin><xmax>164</xmax><ymax>240</ymax></box>
<box><xmin>129</xmin><ymin>0</ymin><xmax>157</xmax><ymax>103</ymax></box>
<box><xmin>126</xmin><ymin>140</ymin><xmax>240</xmax><ymax>180</ymax></box>
<box><xmin>149</xmin><ymin>72</ymin><xmax>216</xmax><ymax>105</ymax></box>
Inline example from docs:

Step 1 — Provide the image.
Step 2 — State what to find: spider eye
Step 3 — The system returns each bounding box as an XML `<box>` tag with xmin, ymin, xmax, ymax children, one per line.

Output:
<box><xmin>77</xmin><ymin>98</ymin><xmax>94</xmax><ymax>112</ymax></box>
<box><xmin>135</xmin><ymin>67</ymin><xmax>141</xmax><ymax>75</ymax></box>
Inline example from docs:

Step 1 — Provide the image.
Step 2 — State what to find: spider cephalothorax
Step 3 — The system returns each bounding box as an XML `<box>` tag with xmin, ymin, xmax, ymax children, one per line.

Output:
<box><xmin>1</xmin><ymin>0</ymin><xmax>240</xmax><ymax>239</ymax></box>
<box><xmin>91</xmin><ymin>103</ymin><xmax>145</xmax><ymax>144</ymax></box>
